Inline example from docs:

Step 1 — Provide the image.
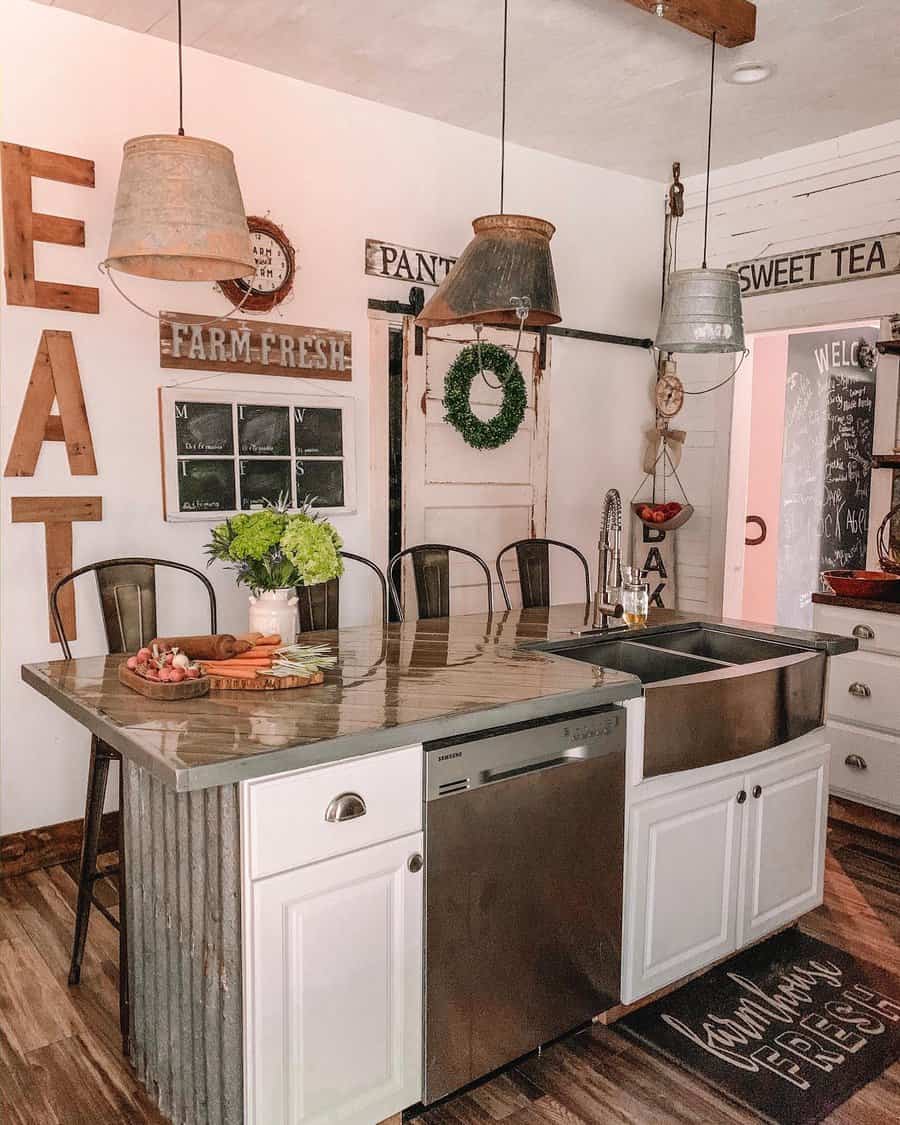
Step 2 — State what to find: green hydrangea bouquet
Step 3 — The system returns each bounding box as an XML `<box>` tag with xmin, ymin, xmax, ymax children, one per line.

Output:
<box><xmin>205</xmin><ymin>497</ymin><xmax>344</xmax><ymax>593</ymax></box>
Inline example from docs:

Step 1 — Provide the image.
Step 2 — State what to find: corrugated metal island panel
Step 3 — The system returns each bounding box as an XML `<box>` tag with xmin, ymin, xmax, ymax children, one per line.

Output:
<box><xmin>124</xmin><ymin>760</ymin><xmax>243</xmax><ymax>1125</ymax></box>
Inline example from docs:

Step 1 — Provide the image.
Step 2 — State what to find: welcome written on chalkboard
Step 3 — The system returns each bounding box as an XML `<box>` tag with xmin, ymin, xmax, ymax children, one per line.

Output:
<box><xmin>160</xmin><ymin>387</ymin><xmax>356</xmax><ymax>521</ymax></box>
<box><xmin>777</xmin><ymin>327</ymin><xmax>877</xmax><ymax>627</ymax></box>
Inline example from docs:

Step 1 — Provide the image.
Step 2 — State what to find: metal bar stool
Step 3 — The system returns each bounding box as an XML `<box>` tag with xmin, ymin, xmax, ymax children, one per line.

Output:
<box><xmin>388</xmin><ymin>544</ymin><xmax>494</xmax><ymax>621</ymax></box>
<box><xmin>496</xmin><ymin>537</ymin><xmax>591</xmax><ymax>609</ymax></box>
<box><xmin>295</xmin><ymin>551</ymin><xmax>389</xmax><ymax>633</ymax></box>
<box><xmin>50</xmin><ymin>558</ymin><xmax>216</xmax><ymax>1053</ymax></box>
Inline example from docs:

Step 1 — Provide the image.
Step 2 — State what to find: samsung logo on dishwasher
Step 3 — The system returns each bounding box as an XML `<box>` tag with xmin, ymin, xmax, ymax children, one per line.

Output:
<box><xmin>436</xmin><ymin>750</ymin><xmax>463</xmax><ymax>762</ymax></box>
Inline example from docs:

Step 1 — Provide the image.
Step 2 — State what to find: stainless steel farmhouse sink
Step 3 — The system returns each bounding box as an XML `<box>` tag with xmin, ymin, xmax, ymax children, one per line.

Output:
<box><xmin>534</xmin><ymin>624</ymin><xmax>826</xmax><ymax>778</ymax></box>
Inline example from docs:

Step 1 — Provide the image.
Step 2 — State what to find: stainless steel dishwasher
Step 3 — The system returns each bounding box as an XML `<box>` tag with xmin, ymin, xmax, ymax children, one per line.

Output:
<box><xmin>423</xmin><ymin>705</ymin><xmax>627</xmax><ymax>1103</ymax></box>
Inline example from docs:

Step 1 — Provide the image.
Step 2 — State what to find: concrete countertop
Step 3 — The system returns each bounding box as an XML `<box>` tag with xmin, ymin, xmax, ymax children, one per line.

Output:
<box><xmin>22</xmin><ymin>604</ymin><xmax>856</xmax><ymax>791</ymax></box>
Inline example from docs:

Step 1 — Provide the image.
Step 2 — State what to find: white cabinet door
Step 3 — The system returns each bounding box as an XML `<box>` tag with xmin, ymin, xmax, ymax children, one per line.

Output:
<box><xmin>247</xmin><ymin>832</ymin><xmax>423</xmax><ymax>1125</ymax></box>
<box><xmin>739</xmin><ymin>746</ymin><xmax>829</xmax><ymax>947</ymax></box>
<box><xmin>624</xmin><ymin>774</ymin><xmax>744</xmax><ymax>1003</ymax></box>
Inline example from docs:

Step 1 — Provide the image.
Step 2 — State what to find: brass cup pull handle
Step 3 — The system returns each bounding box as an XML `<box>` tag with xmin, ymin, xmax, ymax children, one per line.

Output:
<box><xmin>324</xmin><ymin>792</ymin><xmax>367</xmax><ymax>823</ymax></box>
<box><xmin>852</xmin><ymin>624</ymin><xmax>875</xmax><ymax>640</ymax></box>
<box><xmin>752</xmin><ymin>785</ymin><xmax>762</xmax><ymax>799</ymax></box>
<box><xmin>848</xmin><ymin>682</ymin><xmax>872</xmax><ymax>698</ymax></box>
<box><xmin>845</xmin><ymin>754</ymin><xmax>868</xmax><ymax>771</ymax></box>
<box><xmin>736</xmin><ymin>789</ymin><xmax>747</xmax><ymax>804</ymax></box>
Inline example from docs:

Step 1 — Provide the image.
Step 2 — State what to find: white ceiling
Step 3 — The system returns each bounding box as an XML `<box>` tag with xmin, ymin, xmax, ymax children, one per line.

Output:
<box><xmin>35</xmin><ymin>0</ymin><xmax>900</xmax><ymax>181</ymax></box>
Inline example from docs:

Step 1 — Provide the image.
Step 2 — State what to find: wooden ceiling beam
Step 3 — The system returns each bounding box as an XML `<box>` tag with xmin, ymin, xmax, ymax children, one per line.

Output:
<box><xmin>622</xmin><ymin>0</ymin><xmax>757</xmax><ymax>48</ymax></box>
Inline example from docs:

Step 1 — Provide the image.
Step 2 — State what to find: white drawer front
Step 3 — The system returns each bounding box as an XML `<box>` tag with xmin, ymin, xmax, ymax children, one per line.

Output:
<box><xmin>813</xmin><ymin>604</ymin><xmax>900</xmax><ymax>657</ymax></box>
<box><xmin>827</xmin><ymin>722</ymin><xmax>900</xmax><ymax>812</ymax></box>
<box><xmin>246</xmin><ymin>746</ymin><xmax>423</xmax><ymax>880</ymax></box>
<box><xmin>826</xmin><ymin>651</ymin><xmax>900</xmax><ymax>732</ymax></box>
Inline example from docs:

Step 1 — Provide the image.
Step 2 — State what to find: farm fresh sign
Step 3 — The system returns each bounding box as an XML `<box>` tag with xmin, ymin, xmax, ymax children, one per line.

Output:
<box><xmin>159</xmin><ymin>312</ymin><xmax>351</xmax><ymax>380</ymax></box>
<box><xmin>730</xmin><ymin>233</ymin><xmax>900</xmax><ymax>297</ymax></box>
<box><xmin>365</xmin><ymin>239</ymin><xmax>457</xmax><ymax>286</ymax></box>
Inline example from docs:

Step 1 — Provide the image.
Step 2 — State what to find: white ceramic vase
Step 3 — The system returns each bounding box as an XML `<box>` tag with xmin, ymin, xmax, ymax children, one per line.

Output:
<box><xmin>248</xmin><ymin>588</ymin><xmax>298</xmax><ymax>643</ymax></box>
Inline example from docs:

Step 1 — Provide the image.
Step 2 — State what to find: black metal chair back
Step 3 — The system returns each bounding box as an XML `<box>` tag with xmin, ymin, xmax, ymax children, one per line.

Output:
<box><xmin>496</xmin><ymin>537</ymin><xmax>591</xmax><ymax>610</ymax></box>
<box><xmin>388</xmin><ymin>544</ymin><xmax>494</xmax><ymax>621</ymax></box>
<box><xmin>50</xmin><ymin>557</ymin><xmax>216</xmax><ymax>1056</ymax></box>
<box><xmin>50</xmin><ymin>557</ymin><xmax>217</xmax><ymax>658</ymax></box>
<box><xmin>296</xmin><ymin>551</ymin><xmax>389</xmax><ymax>633</ymax></box>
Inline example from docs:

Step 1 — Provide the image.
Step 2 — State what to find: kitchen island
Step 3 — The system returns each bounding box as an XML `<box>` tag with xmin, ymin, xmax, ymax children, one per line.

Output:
<box><xmin>22</xmin><ymin>605</ymin><xmax>857</xmax><ymax>1125</ymax></box>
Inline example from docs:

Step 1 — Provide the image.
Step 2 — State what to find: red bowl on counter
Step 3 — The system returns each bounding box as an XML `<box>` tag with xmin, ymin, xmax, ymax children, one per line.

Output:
<box><xmin>821</xmin><ymin>569</ymin><xmax>900</xmax><ymax>600</ymax></box>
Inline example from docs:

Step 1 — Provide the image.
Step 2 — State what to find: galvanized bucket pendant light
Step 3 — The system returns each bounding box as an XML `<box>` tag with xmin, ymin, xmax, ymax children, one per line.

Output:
<box><xmin>103</xmin><ymin>0</ymin><xmax>254</xmax><ymax>284</ymax></box>
<box><xmin>417</xmin><ymin>0</ymin><xmax>561</xmax><ymax>330</ymax></box>
<box><xmin>655</xmin><ymin>34</ymin><xmax>745</xmax><ymax>354</ymax></box>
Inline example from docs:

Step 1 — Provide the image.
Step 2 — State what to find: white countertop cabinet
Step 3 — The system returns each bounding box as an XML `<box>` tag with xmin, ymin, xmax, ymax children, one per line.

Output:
<box><xmin>622</xmin><ymin>735</ymin><xmax>830</xmax><ymax>1005</ymax></box>
<box><xmin>241</xmin><ymin>746</ymin><xmax>424</xmax><ymax>1125</ymax></box>
<box><xmin>813</xmin><ymin>603</ymin><xmax>900</xmax><ymax>814</ymax></box>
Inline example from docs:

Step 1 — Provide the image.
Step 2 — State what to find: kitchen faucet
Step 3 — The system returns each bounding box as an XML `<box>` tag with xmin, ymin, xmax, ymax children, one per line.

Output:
<box><xmin>593</xmin><ymin>488</ymin><xmax>625</xmax><ymax>629</ymax></box>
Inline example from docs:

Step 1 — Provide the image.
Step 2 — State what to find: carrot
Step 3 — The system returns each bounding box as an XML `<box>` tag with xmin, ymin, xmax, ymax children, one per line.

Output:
<box><xmin>206</xmin><ymin>668</ymin><xmax>257</xmax><ymax>680</ymax></box>
<box><xmin>201</xmin><ymin>657</ymin><xmax>274</xmax><ymax>666</ymax></box>
<box><xmin>256</xmin><ymin>634</ymin><xmax>281</xmax><ymax>646</ymax></box>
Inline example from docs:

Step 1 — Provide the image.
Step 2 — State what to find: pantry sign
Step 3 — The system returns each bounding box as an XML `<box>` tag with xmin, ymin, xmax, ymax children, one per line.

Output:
<box><xmin>730</xmin><ymin>233</ymin><xmax>900</xmax><ymax>297</ymax></box>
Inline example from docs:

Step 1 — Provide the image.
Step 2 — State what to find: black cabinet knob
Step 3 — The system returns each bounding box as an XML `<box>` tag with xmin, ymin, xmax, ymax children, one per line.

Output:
<box><xmin>737</xmin><ymin>790</ymin><xmax>747</xmax><ymax>804</ymax></box>
<box><xmin>752</xmin><ymin>785</ymin><xmax>762</xmax><ymax>799</ymax></box>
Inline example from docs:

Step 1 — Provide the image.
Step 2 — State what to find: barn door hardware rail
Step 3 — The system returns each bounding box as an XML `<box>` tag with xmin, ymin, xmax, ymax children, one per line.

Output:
<box><xmin>538</xmin><ymin>326</ymin><xmax>654</xmax><ymax>370</ymax></box>
<box><xmin>622</xmin><ymin>0</ymin><xmax>757</xmax><ymax>47</ymax></box>
<box><xmin>367</xmin><ymin>285</ymin><xmax>426</xmax><ymax>317</ymax></box>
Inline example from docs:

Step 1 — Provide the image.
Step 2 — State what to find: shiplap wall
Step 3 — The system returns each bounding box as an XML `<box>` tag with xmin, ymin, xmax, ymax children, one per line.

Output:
<box><xmin>673</xmin><ymin>120</ymin><xmax>900</xmax><ymax>616</ymax></box>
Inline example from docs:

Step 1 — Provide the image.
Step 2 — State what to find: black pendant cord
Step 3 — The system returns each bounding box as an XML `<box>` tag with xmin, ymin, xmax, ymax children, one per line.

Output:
<box><xmin>177</xmin><ymin>0</ymin><xmax>185</xmax><ymax>136</ymax></box>
<box><xmin>499</xmin><ymin>0</ymin><xmax>508</xmax><ymax>214</ymax></box>
<box><xmin>701</xmin><ymin>32</ymin><xmax>716</xmax><ymax>269</ymax></box>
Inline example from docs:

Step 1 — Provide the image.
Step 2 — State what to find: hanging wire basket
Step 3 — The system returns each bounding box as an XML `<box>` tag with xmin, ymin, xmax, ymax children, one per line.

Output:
<box><xmin>630</xmin><ymin>433</ymin><xmax>694</xmax><ymax>531</ymax></box>
<box><xmin>876</xmin><ymin>501</ymin><xmax>900</xmax><ymax>575</ymax></box>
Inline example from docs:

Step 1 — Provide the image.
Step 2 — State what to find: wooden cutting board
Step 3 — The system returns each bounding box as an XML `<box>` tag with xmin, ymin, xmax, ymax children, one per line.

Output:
<box><xmin>119</xmin><ymin>663</ymin><xmax>210</xmax><ymax>700</ymax></box>
<box><xmin>207</xmin><ymin>670</ymin><xmax>325</xmax><ymax>691</ymax></box>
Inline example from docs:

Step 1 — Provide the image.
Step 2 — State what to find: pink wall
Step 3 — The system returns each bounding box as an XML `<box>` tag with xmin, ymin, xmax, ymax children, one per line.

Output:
<box><xmin>741</xmin><ymin>335</ymin><xmax>787</xmax><ymax>624</ymax></box>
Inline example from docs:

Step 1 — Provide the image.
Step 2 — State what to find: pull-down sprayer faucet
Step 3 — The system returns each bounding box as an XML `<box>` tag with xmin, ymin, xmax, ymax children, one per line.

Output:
<box><xmin>593</xmin><ymin>489</ymin><xmax>625</xmax><ymax>628</ymax></box>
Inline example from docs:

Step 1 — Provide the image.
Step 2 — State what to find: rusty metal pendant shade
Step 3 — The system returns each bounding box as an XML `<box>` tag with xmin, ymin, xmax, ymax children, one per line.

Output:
<box><xmin>105</xmin><ymin>133</ymin><xmax>254</xmax><ymax>282</ymax></box>
<box><xmin>655</xmin><ymin>267</ymin><xmax>745</xmax><ymax>354</ymax></box>
<box><xmin>417</xmin><ymin>213</ymin><xmax>561</xmax><ymax>329</ymax></box>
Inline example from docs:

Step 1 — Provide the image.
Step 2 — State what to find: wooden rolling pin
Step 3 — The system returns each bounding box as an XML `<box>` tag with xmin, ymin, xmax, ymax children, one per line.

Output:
<box><xmin>149</xmin><ymin>634</ymin><xmax>253</xmax><ymax>661</ymax></box>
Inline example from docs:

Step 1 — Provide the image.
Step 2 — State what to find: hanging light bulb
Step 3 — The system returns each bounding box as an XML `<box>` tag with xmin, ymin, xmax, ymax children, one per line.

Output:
<box><xmin>103</xmin><ymin>0</ymin><xmax>253</xmax><ymax>283</ymax></box>
<box><xmin>656</xmin><ymin>34</ymin><xmax>745</xmax><ymax>354</ymax></box>
<box><xmin>417</xmin><ymin>0</ymin><xmax>561</xmax><ymax>330</ymax></box>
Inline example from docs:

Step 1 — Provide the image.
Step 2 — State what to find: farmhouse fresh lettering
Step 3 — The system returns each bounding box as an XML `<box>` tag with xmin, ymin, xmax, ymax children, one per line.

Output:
<box><xmin>365</xmin><ymin>238</ymin><xmax>457</xmax><ymax>286</ymax></box>
<box><xmin>730</xmin><ymin>233</ymin><xmax>900</xmax><ymax>297</ymax></box>
<box><xmin>159</xmin><ymin>312</ymin><xmax>352</xmax><ymax>381</ymax></box>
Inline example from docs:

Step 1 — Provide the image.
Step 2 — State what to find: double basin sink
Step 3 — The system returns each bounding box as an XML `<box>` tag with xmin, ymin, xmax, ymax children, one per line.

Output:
<box><xmin>536</xmin><ymin>623</ymin><xmax>827</xmax><ymax>778</ymax></box>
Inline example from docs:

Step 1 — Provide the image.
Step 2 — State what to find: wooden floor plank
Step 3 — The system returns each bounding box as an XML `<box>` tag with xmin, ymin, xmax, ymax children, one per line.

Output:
<box><xmin>0</xmin><ymin>937</ymin><xmax>78</xmax><ymax>1058</ymax></box>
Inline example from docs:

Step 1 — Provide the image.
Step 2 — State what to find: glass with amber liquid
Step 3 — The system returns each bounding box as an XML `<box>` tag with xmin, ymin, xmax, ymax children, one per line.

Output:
<box><xmin>621</xmin><ymin>566</ymin><xmax>649</xmax><ymax>627</ymax></box>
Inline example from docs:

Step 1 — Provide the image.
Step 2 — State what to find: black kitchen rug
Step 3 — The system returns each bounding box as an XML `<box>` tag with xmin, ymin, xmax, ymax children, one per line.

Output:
<box><xmin>617</xmin><ymin>930</ymin><xmax>900</xmax><ymax>1124</ymax></box>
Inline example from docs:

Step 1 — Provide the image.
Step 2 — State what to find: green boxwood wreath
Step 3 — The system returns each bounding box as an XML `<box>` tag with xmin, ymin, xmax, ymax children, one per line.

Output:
<box><xmin>443</xmin><ymin>342</ymin><xmax>527</xmax><ymax>450</ymax></box>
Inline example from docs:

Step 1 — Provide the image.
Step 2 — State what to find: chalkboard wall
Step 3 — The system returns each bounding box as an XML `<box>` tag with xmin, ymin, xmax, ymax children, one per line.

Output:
<box><xmin>777</xmin><ymin>327</ymin><xmax>877</xmax><ymax>628</ymax></box>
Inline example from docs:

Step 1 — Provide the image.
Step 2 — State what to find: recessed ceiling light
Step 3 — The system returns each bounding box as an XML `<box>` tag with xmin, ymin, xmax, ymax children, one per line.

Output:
<box><xmin>727</xmin><ymin>62</ymin><xmax>774</xmax><ymax>85</ymax></box>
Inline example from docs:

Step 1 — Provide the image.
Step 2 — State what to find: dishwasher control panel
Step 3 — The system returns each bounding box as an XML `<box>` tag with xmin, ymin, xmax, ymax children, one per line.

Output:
<box><xmin>424</xmin><ymin>705</ymin><xmax>625</xmax><ymax>801</ymax></box>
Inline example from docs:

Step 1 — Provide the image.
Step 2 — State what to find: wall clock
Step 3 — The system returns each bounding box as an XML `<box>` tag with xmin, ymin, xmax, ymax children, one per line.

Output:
<box><xmin>218</xmin><ymin>216</ymin><xmax>295</xmax><ymax>313</ymax></box>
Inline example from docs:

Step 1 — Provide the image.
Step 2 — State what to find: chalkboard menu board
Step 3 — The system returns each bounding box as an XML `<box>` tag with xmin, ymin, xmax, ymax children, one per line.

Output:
<box><xmin>161</xmin><ymin>389</ymin><xmax>355</xmax><ymax>520</ymax></box>
<box><xmin>777</xmin><ymin>328</ymin><xmax>878</xmax><ymax>628</ymax></box>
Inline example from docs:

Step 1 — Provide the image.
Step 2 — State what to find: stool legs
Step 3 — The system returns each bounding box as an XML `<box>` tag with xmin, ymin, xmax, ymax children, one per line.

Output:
<box><xmin>68</xmin><ymin>737</ymin><xmax>115</xmax><ymax>986</ymax></box>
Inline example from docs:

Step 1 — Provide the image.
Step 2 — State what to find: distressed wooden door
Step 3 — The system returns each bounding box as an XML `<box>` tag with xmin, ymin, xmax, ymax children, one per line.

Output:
<box><xmin>401</xmin><ymin>323</ymin><xmax>550</xmax><ymax>616</ymax></box>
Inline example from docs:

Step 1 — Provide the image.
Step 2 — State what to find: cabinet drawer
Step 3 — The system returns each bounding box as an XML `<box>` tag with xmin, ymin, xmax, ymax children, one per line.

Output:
<box><xmin>245</xmin><ymin>746</ymin><xmax>423</xmax><ymax>880</ymax></box>
<box><xmin>813</xmin><ymin>604</ymin><xmax>900</xmax><ymax>657</ymax></box>
<box><xmin>827</xmin><ymin>722</ymin><xmax>900</xmax><ymax>812</ymax></box>
<box><xmin>826</xmin><ymin>651</ymin><xmax>900</xmax><ymax>732</ymax></box>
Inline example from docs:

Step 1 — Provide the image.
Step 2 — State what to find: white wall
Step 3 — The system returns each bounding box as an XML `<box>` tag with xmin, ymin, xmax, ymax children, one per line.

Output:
<box><xmin>0</xmin><ymin>0</ymin><xmax>663</xmax><ymax>834</ymax></box>
<box><xmin>674</xmin><ymin>120</ymin><xmax>900</xmax><ymax>617</ymax></box>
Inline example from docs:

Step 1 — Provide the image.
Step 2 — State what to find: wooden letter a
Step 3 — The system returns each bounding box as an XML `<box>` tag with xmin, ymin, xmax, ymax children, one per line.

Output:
<box><xmin>4</xmin><ymin>330</ymin><xmax>97</xmax><ymax>477</ymax></box>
